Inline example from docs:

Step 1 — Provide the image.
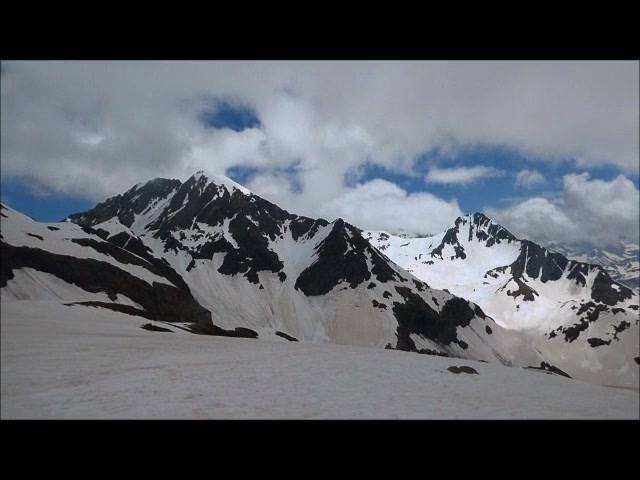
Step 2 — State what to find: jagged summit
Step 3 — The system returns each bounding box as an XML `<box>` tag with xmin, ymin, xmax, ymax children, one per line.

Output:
<box><xmin>67</xmin><ymin>170</ymin><xmax>252</xmax><ymax>227</ymax></box>
<box><xmin>190</xmin><ymin>169</ymin><xmax>253</xmax><ymax>195</ymax></box>
<box><xmin>363</xmin><ymin>212</ymin><xmax>638</xmax><ymax>386</ymax></box>
<box><xmin>425</xmin><ymin>213</ymin><xmax>519</xmax><ymax>263</ymax></box>
<box><xmin>452</xmin><ymin>212</ymin><xmax>518</xmax><ymax>242</ymax></box>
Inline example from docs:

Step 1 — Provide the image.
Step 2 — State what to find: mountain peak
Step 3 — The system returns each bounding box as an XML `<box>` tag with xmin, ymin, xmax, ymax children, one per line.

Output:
<box><xmin>446</xmin><ymin>212</ymin><xmax>517</xmax><ymax>246</ymax></box>
<box><xmin>188</xmin><ymin>170</ymin><xmax>252</xmax><ymax>196</ymax></box>
<box><xmin>454</xmin><ymin>212</ymin><xmax>493</xmax><ymax>226</ymax></box>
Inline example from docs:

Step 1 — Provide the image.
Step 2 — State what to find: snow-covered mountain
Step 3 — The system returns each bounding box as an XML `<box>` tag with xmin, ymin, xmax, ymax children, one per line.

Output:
<box><xmin>544</xmin><ymin>241</ymin><xmax>639</xmax><ymax>291</ymax></box>
<box><xmin>1</xmin><ymin>172</ymin><xmax>522</xmax><ymax>367</ymax></box>
<box><xmin>1</xmin><ymin>202</ymin><xmax>211</xmax><ymax>324</ymax></box>
<box><xmin>364</xmin><ymin>213</ymin><xmax>639</xmax><ymax>386</ymax></box>
<box><xmin>2</xmin><ymin>174</ymin><xmax>638</xmax><ymax>388</ymax></box>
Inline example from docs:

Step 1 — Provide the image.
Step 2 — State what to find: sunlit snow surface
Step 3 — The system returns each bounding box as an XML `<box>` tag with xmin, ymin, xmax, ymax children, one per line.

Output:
<box><xmin>1</xmin><ymin>301</ymin><xmax>637</xmax><ymax>419</ymax></box>
<box><xmin>363</xmin><ymin>220</ymin><xmax>640</xmax><ymax>388</ymax></box>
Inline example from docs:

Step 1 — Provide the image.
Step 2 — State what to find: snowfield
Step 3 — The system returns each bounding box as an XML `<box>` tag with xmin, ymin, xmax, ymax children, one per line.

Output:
<box><xmin>2</xmin><ymin>301</ymin><xmax>637</xmax><ymax>419</ymax></box>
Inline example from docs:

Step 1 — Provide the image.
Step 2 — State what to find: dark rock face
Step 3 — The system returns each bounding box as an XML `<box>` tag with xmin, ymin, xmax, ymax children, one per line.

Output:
<box><xmin>473</xmin><ymin>304</ymin><xmax>487</xmax><ymax>319</ymax></box>
<box><xmin>81</xmin><ymin>226</ymin><xmax>110</xmax><ymax>240</ymax></box>
<box><xmin>612</xmin><ymin>320</ymin><xmax>631</xmax><ymax>340</ymax></box>
<box><xmin>68</xmin><ymin>178</ymin><xmax>181</xmax><ymax>228</ymax></box>
<box><xmin>587</xmin><ymin>337</ymin><xmax>611</xmax><ymax>347</ymax></box>
<box><xmin>150</xmin><ymin>185</ymin><xmax>289</xmax><ymax>284</ymax></box>
<box><xmin>275</xmin><ymin>331</ymin><xmax>298</xmax><ymax>342</ymax></box>
<box><xmin>484</xmin><ymin>234</ymin><xmax>633</xmax><ymax>308</ymax></box>
<box><xmin>511</xmin><ymin>241</ymin><xmax>567</xmax><ymax>283</ymax></box>
<box><xmin>216</xmin><ymin>215</ymin><xmax>284</xmax><ymax>284</ymax></box>
<box><xmin>1</xmin><ymin>241</ymin><xmax>211</xmax><ymax>325</ymax></box>
<box><xmin>413</xmin><ymin>279</ymin><xmax>425</xmax><ymax>291</ymax></box>
<box><xmin>417</xmin><ymin>348</ymin><xmax>449</xmax><ymax>357</ymax></box>
<box><xmin>447</xmin><ymin>365</ymin><xmax>479</xmax><ymax>375</ymax></box>
<box><xmin>392</xmin><ymin>287</ymin><xmax>474</xmax><ymax>352</ymax></box>
<box><xmin>552</xmin><ymin>302</ymin><xmax>613</xmax><ymax>343</ymax></box>
<box><xmin>69</xmin><ymin>173</ymin><xmax>334</xmax><ymax>287</ymax></box>
<box><xmin>431</xmin><ymin>226</ymin><xmax>466</xmax><ymax>260</ymax></box>
<box><xmin>295</xmin><ymin>220</ymin><xmax>370</xmax><ymax>295</ymax></box>
<box><xmin>70</xmin><ymin>236</ymin><xmax>191</xmax><ymax>294</ymax></box>
<box><xmin>65</xmin><ymin>301</ymin><xmax>153</xmax><ymax>319</ymax></box>
<box><xmin>372</xmin><ymin>299</ymin><xmax>387</xmax><ymax>310</ymax></box>
<box><xmin>187</xmin><ymin>322</ymin><xmax>258</xmax><ymax>339</ymax></box>
<box><xmin>561</xmin><ymin>320</ymin><xmax>590</xmax><ymax>343</ymax></box>
<box><xmin>289</xmin><ymin>217</ymin><xmax>328</xmax><ymax>242</ymax></box>
<box><xmin>526</xmin><ymin>362</ymin><xmax>571</xmax><ymax>378</ymax></box>
<box><xmin>439</xmin><ymin>297</ymin><xmax>476</xmax><ymax>333</ymax></box>
<box><xmin>107</xmin><ymin>231</ymin><xmax>154</xmax><ymax>260</ymax></box>
<box><xmin>431</xmin><ymin>213</ymin><xmax>517</xmax><ymax>261</ymax></box>
<box><xmin>295</xmin><ymin>219</ymin><xmax>402</xmax><ymax>296</ymax></box>
<box><xmin>141</xmin><ymin>323</ymin><xmax>174</xmax><ymax>333</ymax></box>
<box><xmin>591</xmin><ymin>271</ymin><xmax>633</xmax><ymax>305</ymax></box>
<box><xmin>505</xmin><ymin>277</ymin><xmax>538</xmax><ymax>301</ymax></box>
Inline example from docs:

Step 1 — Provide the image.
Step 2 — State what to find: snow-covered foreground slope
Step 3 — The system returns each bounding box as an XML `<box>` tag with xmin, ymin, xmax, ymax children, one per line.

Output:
<box><xmin>2</xmin><ymin>301</ymin><xmax>637</xmax><ymax>419</ymax></box>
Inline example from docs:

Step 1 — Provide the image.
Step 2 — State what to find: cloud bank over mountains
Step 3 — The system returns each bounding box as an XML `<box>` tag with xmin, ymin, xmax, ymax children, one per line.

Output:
<box><xmin>1</xmin><ymin>61</ymin><xmax>638</xmax><ymax>245</ymax></box>
<box><xmin>488</xmin><ymin>173</ymin><xmax>639</xmax><ymax>247</ymax></box>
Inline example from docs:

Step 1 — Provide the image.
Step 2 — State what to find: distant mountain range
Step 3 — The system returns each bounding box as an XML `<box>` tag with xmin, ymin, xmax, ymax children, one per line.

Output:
<box><xmin>543</xmin><ymin>241</ymin><xmax>639</xmax><ymax>291</ymax></box>
<box><xmin>1</xmin><ymin>171</ymin><xmax>638</xmax><ymax>387</ymax></box>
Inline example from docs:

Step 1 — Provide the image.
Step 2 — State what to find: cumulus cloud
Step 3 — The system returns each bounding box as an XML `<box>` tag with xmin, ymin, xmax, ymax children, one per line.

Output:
<box><xmin>1</xmin><ymin>61</ymin><xmax>638</xmax><ymax>240</ymax></box>
<box><xmin>244</xmin><ymin>171</ymin><xmax>303</xmax><ymax>213</ymax></box>
<box><xmin>515</xmin><ymin>169</ymin><xmax>546</xmax><ymax>189</ymax></box>
<box><xmin>317</xmin><ymin>179</ymin><xmax>463</xmax><ymax>235</ymax></box>
<box><xmin>425</xmin><ymin>166</ymin><xmax>504</xmax><ymax>185</ymax></box>
<box><xmin>487</xmin><ymin>173</ymin><xmax>639</xmax><ymax>247</ymax></box>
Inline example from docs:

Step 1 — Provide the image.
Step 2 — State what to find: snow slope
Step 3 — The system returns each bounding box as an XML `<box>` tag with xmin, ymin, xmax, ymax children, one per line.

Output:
<box><xmin>0</xmin><ymin>202</ymin><xmax>210</xmax><ymax>325</ymax></box>
<box><xmin>3</xmin><ymin>175</ymin><xmax>637</xmax><ymax>390</ymax></box>
<box><xmin>364</xmin><ymin>213</ymin><xmax>640</xmax><ymax>387</ymax></box>
<box><xmin>2</xmin><ymin>300</ymin><xmax>637</xmax><ymax>419</ymax></box>
<box><xmin>56</xmin><ymin>172</ymin><xmax>519</xmax><ymax>362</ymax></box>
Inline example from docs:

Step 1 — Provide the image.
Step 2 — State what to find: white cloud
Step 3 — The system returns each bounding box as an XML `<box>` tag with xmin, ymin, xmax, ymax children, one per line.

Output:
<box><xmin>244</xmin><ymin>172</ymin><xmax>301</xmax><ymax>211</ymax></box>
<box><xmin>317</xmin><ymin>179</ymin><xmax>463</xmax><ymax>235</ymax></box>
<box><xmin>487</xmin><ymin>173</ymin><xmax>639</xmax><ymax>247</ymax></box>
<box><xmin>2</xmin><ymin>62</ymin><xmax>638</xmax><ymax>194</ymax></box>
<box><xmin>0</xmin><ymin>61</ymin><xmax>638</xmax><ymax>243</ymax></box>
<box><xmin>515</xmin><ymin>169</ymin><xmax>546</xmax><ymax>189</ymax></box>
<box><xmin>425</xmin><ymin>166</ymin><xmax>504</xmax><ymax>185</ymax></box>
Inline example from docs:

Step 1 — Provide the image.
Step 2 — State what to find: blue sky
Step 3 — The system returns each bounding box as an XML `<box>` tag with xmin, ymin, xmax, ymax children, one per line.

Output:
<box><xmin>199</xmin><ymin>100</ymin><xmax>260</xmax><ymax>132</ymax></box>
<box><xmin>1</xmin><ymin>61</ymin><xmax>637</xmax><ymax>246</ymax></box>
<box><xmin>1</xmin><ymin>178</ymin><xmax>93</xmax><ymax>222</ymax></box>
<box><xmin>3</xmin><ymin>139</ymin><xmax>636</xmax><ymax>223</ymax></box>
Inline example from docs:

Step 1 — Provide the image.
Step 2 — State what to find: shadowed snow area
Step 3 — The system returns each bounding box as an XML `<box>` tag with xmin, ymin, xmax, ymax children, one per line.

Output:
<box><xmin>2</xmin><ymin>301</ymin><xmax>637</xmax><ymax>419</ymax></box>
